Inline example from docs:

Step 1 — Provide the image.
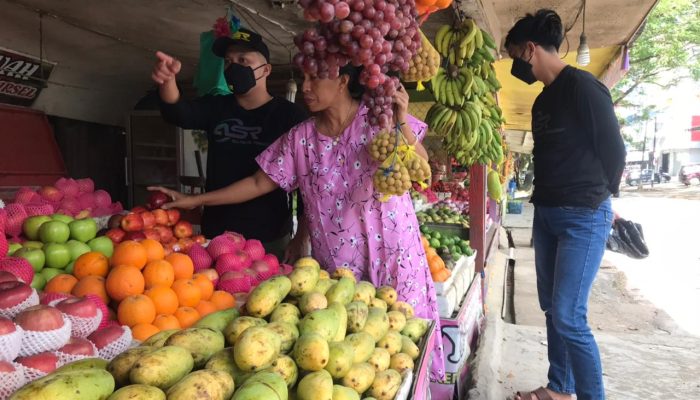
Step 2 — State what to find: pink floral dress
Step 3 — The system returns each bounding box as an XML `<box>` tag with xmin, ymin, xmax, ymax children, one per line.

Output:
<box><xmin>256</xmin><ymin>104</ymin><xmax>445</xmax><ymax>380</ymax></box>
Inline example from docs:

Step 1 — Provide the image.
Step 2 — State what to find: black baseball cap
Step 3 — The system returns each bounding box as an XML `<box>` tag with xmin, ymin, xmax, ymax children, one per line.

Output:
<box><xmin>212</xmin><ymin>28</ymin><xmax>270</xmax><ymax>62</ymax></box>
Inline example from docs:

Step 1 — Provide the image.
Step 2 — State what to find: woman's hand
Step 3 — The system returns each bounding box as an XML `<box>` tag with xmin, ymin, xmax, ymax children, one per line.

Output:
<box><xmin>393</xmin><ymin>83</ymin><xmax>410</xmax><ymax>124</ymax></box>
<box><xmin>147</xmin><ymin>186</ymin><xmax>200</xmax><ymax>210</ymax></box>
<box><xmin>284</xmin><ymin>235</ymin><xmax>310</xmax><ymax>264</ymax></box>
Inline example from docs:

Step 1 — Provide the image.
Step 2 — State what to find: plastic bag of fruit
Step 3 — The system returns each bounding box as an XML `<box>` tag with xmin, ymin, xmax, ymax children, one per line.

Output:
<box><xmin>402</xmin><ymin>29</ymin><xmax>440</xmax><ymax>86</ymax></box>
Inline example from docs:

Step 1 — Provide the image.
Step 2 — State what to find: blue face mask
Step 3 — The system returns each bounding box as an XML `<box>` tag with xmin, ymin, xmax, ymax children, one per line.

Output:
<box><xmin>510</xmin><ymin>48</ymin><xmax>537</xmax><ymax>85</ymax></box>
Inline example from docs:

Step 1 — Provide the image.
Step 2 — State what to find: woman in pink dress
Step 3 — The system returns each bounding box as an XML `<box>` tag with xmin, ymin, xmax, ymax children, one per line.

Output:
<box><xmin>151</xmin><ymin>66</ymin><xmax>445</xmax><ymax>380</ymax></box>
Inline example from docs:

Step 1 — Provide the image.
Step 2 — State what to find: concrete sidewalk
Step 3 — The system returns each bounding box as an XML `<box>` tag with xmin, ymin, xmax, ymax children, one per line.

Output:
<box><xmin>468</xmin><ymin>204</ymin><xmax>700</xmax><ymax>399</ymax></box>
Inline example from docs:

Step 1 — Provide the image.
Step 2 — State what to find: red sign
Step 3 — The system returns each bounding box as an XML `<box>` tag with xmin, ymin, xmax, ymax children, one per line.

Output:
<box><xmin>692</xmin><ymin>115</ymin><xmax>700</xmax><ymax>142</ymax></box>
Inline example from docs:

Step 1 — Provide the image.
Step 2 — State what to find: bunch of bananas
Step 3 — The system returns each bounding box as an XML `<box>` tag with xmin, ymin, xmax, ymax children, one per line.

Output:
<box><xmin>435</xmin><ymin>19</ymin><xmax>497</xmax><ymax>67</ymax></box>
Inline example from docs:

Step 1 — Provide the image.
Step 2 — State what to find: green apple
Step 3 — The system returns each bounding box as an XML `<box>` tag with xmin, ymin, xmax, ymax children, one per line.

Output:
<box><xmin>41</xmin><ymin>268</ymin><xmax>64</xmax><ymax>282</ymax></box>
<box><xmin>88</xmin><ymin>236</ymin><xmax>114</xmax><ymax>258</ymax></box>
<box><xmin>51</xmin><ymin>214</ymin><xmax>74</xmax><ymax>224</ymax></box>
<box><xmin>65</xmin><ymin>261</ymin><xmax>75</xmax><ymax>274</ymax></box>
<box><xmin>30</xmin><ymin>274</ymin><xmax>46</xmax><ymax>290</ymax></box>
<box><xmin>66</xmin><ymin>240</ymin><xmax>91</xmax><ymax>261</ymax></box>
<box><xmin>43</xmin><ymin>243</ymin><xmax>71</xmax><ymax>269</ymax></box>
<box><xmin>15</xmin><ymin>247</ymin><xmax>46</xmax><ymax>272</ymax></box>
<box><xmin>69</xmin><ymin>218</ymin><xmax>98</xmax><ymax>243</ymax></box>
<box><xmin>22</xmin><ymin>215</ymin><xmax>52</xmax><ymax>241</ymax></box>
<box><xmin>7</xmin><ymin>242</ymin><xmax>22</xmax><ymax>256</ymax></box>
<box><xmin>23</xmin><ymin>241</ymin><xmax>45</xmax><ymax>250</ymax></box>
<box><xmin>39</xmin><ymin>221</ymin><xmax>70</xmax><ymax>244</ymax></box>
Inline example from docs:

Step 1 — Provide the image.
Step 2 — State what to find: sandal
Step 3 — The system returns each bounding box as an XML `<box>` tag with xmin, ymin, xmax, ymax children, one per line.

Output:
<box><xmin>514</xmin><ymin>387</ymin><xmax>554</xmax><ymax>400</ymax></box>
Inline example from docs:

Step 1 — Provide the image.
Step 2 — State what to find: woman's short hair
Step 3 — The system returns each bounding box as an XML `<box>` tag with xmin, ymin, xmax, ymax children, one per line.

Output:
<box><xmin>505</xmin><ymin>9</ymin><xmax>564</xmax><ymax>52</ymax></box>
<box><xmin>339</xmin><ymin>64</ymin><xmax>365</xmax><ymax>99</ymax></box>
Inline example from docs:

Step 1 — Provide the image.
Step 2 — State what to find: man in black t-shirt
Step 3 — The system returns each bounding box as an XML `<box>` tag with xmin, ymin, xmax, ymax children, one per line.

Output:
<box><xmin>150</xmin><ymin>28</ymin><xmax>308</xmax><ymax>258</ymax></box>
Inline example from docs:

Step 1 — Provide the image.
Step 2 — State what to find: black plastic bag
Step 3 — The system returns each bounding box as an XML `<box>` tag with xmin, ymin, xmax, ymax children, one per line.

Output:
<box><xmin>606</xmin><ymin>218</ymin><xmax>649</xmax><ymax>259</ymax></box>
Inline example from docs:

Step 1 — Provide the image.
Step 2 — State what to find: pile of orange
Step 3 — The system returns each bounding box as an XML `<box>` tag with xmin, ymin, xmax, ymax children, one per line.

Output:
<box><xmin>422</xmin><ymin>235</ymin><xmax>451</xmax><ymax>283</ymax></box>
<box><xmin>44</xmin><ymin>239</ymin><xmax>235</xmax><ymax>342</ymax></box>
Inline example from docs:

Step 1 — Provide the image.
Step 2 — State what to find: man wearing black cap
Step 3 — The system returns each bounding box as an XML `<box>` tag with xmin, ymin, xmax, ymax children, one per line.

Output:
<box><xmin>151</xmin><ymin>28</ymin><xmax>308</xmax><ymax>259</ymax></box>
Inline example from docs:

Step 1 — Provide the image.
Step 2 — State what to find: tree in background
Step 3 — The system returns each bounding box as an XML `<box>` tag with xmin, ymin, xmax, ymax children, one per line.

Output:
<box><xmin>612</xmin><ymin>0</ymin><xmax>700</xmax><ymax>107</ymax></box>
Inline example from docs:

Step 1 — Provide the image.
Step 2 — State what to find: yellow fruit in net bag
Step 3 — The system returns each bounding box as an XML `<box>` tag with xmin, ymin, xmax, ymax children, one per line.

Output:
<box><xmin>402</xmin><ymin>29</ymin><xmax>440</xmax><ymax>83</ymax></box>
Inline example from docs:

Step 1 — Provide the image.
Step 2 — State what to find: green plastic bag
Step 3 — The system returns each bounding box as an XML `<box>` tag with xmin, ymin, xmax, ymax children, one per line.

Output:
<box><xmin>194</xmin><ymin>31</ymin><xmax>231</xmax><ymax>96</ymax></box>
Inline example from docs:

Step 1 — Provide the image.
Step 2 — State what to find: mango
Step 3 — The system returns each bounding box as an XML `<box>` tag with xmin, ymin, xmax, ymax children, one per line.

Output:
<box><xmin>312</xmin><ymin>278</ymin><xmax>335</xmax><ymax>295</ymax></box>
<box><xmin>244</xmin><ymin>371</ymin><xmax>288</xmax><ymax>399</ymax></box>
<box><xmin>234</xmin><ymin>326</ymin><xmax>281</xmax><ymax>372</ymax></box>
<box><xmin>297</xmin><ymin>370</ymin><xmax>333</xmax><ymax>400</ymax></box>
<box><xmin>346</xmin><ymin>301</ymin><xmax>369</xmax><ymax>333</ymax></box>
<box><xmin>166</xmin><ymin>370</ymin><xmax>234</xmax><ymax>400</ymax></box>
<box><xmin>205</xmin><ymin>347</ymin><xmax>252</xmax><ymax>388</ymax></box>
<box><xmin>54</xmin><ymin>357</ymin><xmax>107</xmax><ymax>373</ymax></box>
<box><xmin>343</xmin><ymin>332</ymin><xmax>375</xmax><ymax>363</ymax></box>
<box><xmin>387</xmin><ymin>311</ymin><xmax>407</xmax><ymax>331</ymax></box>
<box><xmin>232</xmin><ymin>371</ymin><xmax>288</xmax><ymax>400</ymax></box>
<box><xmin>325</xmin><ymin>277</ymin><xmax>355</xmax><ymax>305</ymax></box>
<box><xmin>368</xmin><ymin>369</ymin><xmax>401</xmax><ymax>400</ymax></box>
<box><xmin>369</xmin><ymin>297</ymin><xmax>387</xmax><ymax>312</ymax></box>
<box><xmin>107</xmin><ymin>346</ymin><xmax>156</xmax><ymax>387</ymax></box>
<box><xmin>246</xmin><ymin>276</ymin><xmax>292</xmax><ymax>318</ymax></box>
<box><xmin>375</xmin><ymin>286</ymin><xmax>397</xmax><ymax>306</ymax></box>
<box><xmin>390</xmin><ymin>301</ymin><xmax>414</xmax><ymax>318</ymax></box>
<box><xmin>488</xmin><ymin>169</ymin><xmax>502</xmax><ymax>201</ymax></box>
<box><xmin>362</xmin><ymin>307</ymin><xmax>390</xmax><ymax>342</ymax></box>
<box><xmin>401</xmin><ymin>335</ymin><xmax>420</xmax><ymax>360</ymax></box>
<box><xmin>293</xmin><ymin>332</ymin><xmax>329</xmax><ymax>371</ymax></box>
<box><xmin>390</xmin><ymin>353</ymin><xmax>415</xmax><ymax>372</ymax></box>
<box><xmin>402</xmin><ymin>318</ymin><xmax>430</xmax><ymax>343</ymax></box>
<box><xmin>289</xmin><ymin>265</ymin><xmax>320</xmax><ymax>296</ymax></box>
<box><xmin>299</xmin><ymin>291</ymin><xmax>328</xmax><ymax>314</ymax></box>
<box><xmin>377</xmin><ymin>330</ymin><xmax>403</xmax><ymax>355</ymax></box>
<box><xmin>324</xmin><ymin>341</ymin><xmax>354</xmax><ymax>379</ymax></box>
<box><xmin>164</xmin><ymin>327</ymin><xmax>225</xmax><ymax>368</ymax></box>
<box><xmin>329</xmin><ymin>301</ymin><xmax>347</xmax><ymax>342</ymax></box>
<box><xmin>341</xmin><ymin>363</ymin><xmax>375</xmax><ymax>394</ymax></box>
<box><xmin>142</xmin><ymin>329</ymin><xmax>179</xmax><ymax>348</ymax></box>
<box><xmin>318</xmin><ymin>269</ymin><xmax>330</xmax><ymax>279</ymax></box>
<box><xmin>333</xmin><ymin>385</ymin><xmax>361</xmax><ymax>400</ymax></box>
<box><xmin>129</xmin><ymin>346</ymin><xmax>194</xmax><ymax>390</ymax></box>
<box><xmin>299</xmin><ymin>307</ymin><xmax>339</xmax><ymax>341</ymax></box>
<box><xmin>367</xmin><ymin>347</ymin><xmax>391</xmax><ymax>372</ymax></box>
<box><xmin>194</xmin><ymin>308</ymin><xmax>239</xmax><ymax>332</ymax></box>
<box><xmin>264</xmin><ymin>355</ymin><xmax>298</xmax><ymax>388</ymax></box>
<box><xmin>270</xmin><ymin>303</ymin><xmax>301</xmax><ymax>325</ymax></box>
<box><xmin>294</xmin><ymin>257</ymin><xmax>321</xmax><ymax>270</ymax></box>
<box><xmin>223</xmin><ymin>316</ymin><xmax>267</xmax><ymax>345</ymax></box>
<box><xmin>107</xmin><ymin>384</ymin><xmax>165</xmax><ymax>400</ymax></box>
<box><xmin>10</xmin><ymin>369</ymin><xmax>115</xmax><ymax>400</ymax></box>
<box><xmin>353</xmin><ymin>281</ymin><xmax>376</xmax><ymax>305</ymax></box>
<box><xmin>331</xmin><ymin>267</ymin><xmax>357</xmax><ymax>282</ymax></box>
<box><xmin>267</xmin><ymin>321</ymin><xmax>300</xmax><ymax>354</ymax></box>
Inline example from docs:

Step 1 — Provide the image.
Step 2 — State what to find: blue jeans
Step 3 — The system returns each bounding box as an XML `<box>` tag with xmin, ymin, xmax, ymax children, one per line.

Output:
<box><xmin>533</xmin><ymin>198</ymin><xmax>613</xmax><ymax>400</ymax></box>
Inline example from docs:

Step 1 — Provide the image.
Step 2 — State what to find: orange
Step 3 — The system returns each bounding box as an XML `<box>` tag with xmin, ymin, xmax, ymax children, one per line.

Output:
<box><xmin>165</xmin><ymin>253</ymin><xmax>194</xmax><ymax>280</ymax></box>
<box><xmin>117</xmin><ymin>294</ymin><xmax>156</xmax><ymax>327</ymax></box>
<box><xmin>174</xmin><ymin>306</ymin><xmax>200</xmax><ymax>328</ymax></box>
<box><xmin>192</xmin><ymin>274</ymin><xmax>214</xmax><ymax>301</ymax></box>
<box><xmin>112</xmin><ymin>241</ymin><xmax>148</xmax><ymax>270</ymax></box>
<box><xmin>131</xmin><ymin>323</ymin><xmax>160</xmax><ymax>341</ymax></box>
<box><xmin>153</xmin><ymin>314</ymin><xmax>181</xmax><ymax>330</ymax></box>
<box><xmin>209</xmin><ymin>290</ymin><xmax>236</xmax><ymax>310</ymax></box>
<box><xmin>141</xmin><ymin>239</ymin><xmax>165</xmax><ymax>262</ymax></box>
<box><xmin>73</xmin><ymin>252</ymin><xmax>109</xmax><ymax>279</ymax></box>
<box><xmin>144</xmin><ymin>286</ymin><xmax>179</xmax><ymax>315</ymax></box>
<box><xmin>106</xmin><ymin>265</ymin><xmax>145</xmax><ymax>302</ymax></box>
<box><xmin>171</xmin><ymin>279</ymin><xmax>201</xmax><ymax>307</ymax></box>
<box><xmin>44</xmin><ymin>274</ymin><xmax>78</xmax><ymax>295</ymax></box>
<box><xmin>195</xmin><ymin>300</ymin><xmax>217</xmax><ymax>318</ymax></box>
<box><xmin>142</xmin><ymin>260</ymin><xmax>175</xmax><ymax>289</ymax></box>
<box><xmin>71</xmin><ymin>275</ymin><xmax>109</xmax><ymax>304</ymax></box>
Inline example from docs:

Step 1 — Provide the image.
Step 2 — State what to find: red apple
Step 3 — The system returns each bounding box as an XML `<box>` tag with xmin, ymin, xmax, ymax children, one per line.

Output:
<box><xmin>88</xmin><ymin>325</ymin><xmax>126</xmax><ymax>350</ymax></box>
<box><xmin>56</xmin><ymin>297</ymin><xmax>98</xmax><ymax>319</ymax></box>
<box><xmin>173</xmin><ymin>221</ymin><xmax>193</xmax><ymax>239</ymax></box>
<box><xmin>143</xmin><ymin>229</ymin><xmax>160</xmax><ymax>241</ymax></box>
<box><xmin>166</xmin><ymin>209</ymin><xmax>180</xmax><ymax>226</ymax></box>
<box><xmin>154</xmin><ymin>225</ymin><xmax>174</xmax><ymax>243</ymax></box>
<box><xmin>0</xmin><ymin>316</ymin><xmax>17</xmax><ymax>334</ymax></box>
<box><xmin>107</xmin><ymin>214</ymin><xmax>124</xmax><ymax>230</ymax></box>
<box><xmin>242</xmin><ymin>269</ymin><xmax>257</xmax><ymax>280</ymax></box>
<box><xmin>223</xmin><ymin>231</ymin><xmax>246</xmax><ymax>251</ymax></box>
<box><xmin>124</xmin><ymin>231</ymin><xmax>146</xmax><ymax>242</ymax></box>
<box><xmin>15</xmin><ymin>305</ymin><xmax>65</xmax><ymax>332</ymax></box>
<box><xmin>39</xmin><ymin>185</ymin><xmax>64</xmax><ymax>202</ymax></box>
<box><xmin>148</xmin><ymin>191</ymin><xmax>170</xmax><ymax>210</ymax></box>
<box><xmin>0</xmin><ymin>360</ymin><xmax>17</xmax><ymax>373</ymax></box>
<box><xmin>57</xmin><ymin>337</ymin><xmax>97</xmax><ymax>357</ymax></box>
<box><xmin>0</xmin><ymin>270</ymin><xmax>19</xmax><ymax>283</ymax></box>
<box><xmin>105</xmin><ymin>228</ymin><xmax>126</xmax><ymax>244</ymax></box>
<box><xmin>176</xmin><ymin>238</ymin><xmax>194</xmax><ymax>252</ymax></box>
<box><xmin>16</xmin><ymin>352</ymin><xmax>59</xmax><ymax>373</ymax></box>
<box><xmin>198</xmin><ymin>268</ymin><xmax>219</xmax><ymax>283</ymax></box>
<box><xmin>192</xmin><ymin>235</ymin><xmax>206</xmax><ymax>245</ymax></box>
<box><xmin>140</xmin><ymin>211</ymin><xmax>156</xmax><ymax>229</ymax></box>
<box><xmin>120</xmin><ymin>213</ymin><xmax>144</xmax><ymax>232</ymax></box>
<box><xmin>0</xmin><ymin>281</ymin><xmax>34</xmax><ymax>309</ymax></box>
<box><xmin>251</xmin><ymin>260</ymin><xmax>271</xmax><ymax>275</ymax></box>
<box><xmin>131</xmin><ymin>206</ymin><xmax>148</xmax><ymax>214</ymax></box>
<box><xmin>220</xmin><ymin>270</ymin><xmax>246</xmax><ymax>281</ymax></box>
<box><xmin>152</xmin><ymin>209</ymin><xmax>169</xmax><ymax>226</ymax></box>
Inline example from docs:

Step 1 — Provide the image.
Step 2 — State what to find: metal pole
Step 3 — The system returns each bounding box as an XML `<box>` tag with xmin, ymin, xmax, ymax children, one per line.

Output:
<box><xmin>639</xmin><ymin>119</ymin><xmax>647</xmax><ymax>190</ymax></box>
<box><xmin>651</xmin><ymin>116</ymin><xmax>657</xmax><ymax>188</ymax></box>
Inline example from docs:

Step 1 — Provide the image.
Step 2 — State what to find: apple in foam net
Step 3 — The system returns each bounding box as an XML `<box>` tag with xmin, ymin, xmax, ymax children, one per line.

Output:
<box><xmin>15</xmin><ymin>305</ymin><xmax>65</xmax><ymax>332</ymax></box>
<box><xmin>0</xmin><ymin>270</ymin><xmax>19</xmax><ymax>283</ymax></box>
<box><xmin>0</xmin><ymin>280</ymin><xmax>34</xmax><ymax>309</ymax></box>
<box><xmin>57</xmin><ymin>337</ymin><xmax>96</xmax><ymax>357</ymax></box>
<box><xmin>88</xmin><ymin>325</ymin><xmax>125</xmax><ymax>350</ymax></box>
<box><xmin>16</xmin><ymin>352</ymin><xmax>59</xmax><ymax>373</ymax></box>
<box><xmin>56</xmin><ymin>297</ymin><xmax>98</xmax><ymax>319</ymax></box>
<box><xmin>0</xmin><ymin>316</ymin><xmax>18</xmax><ymax>334</ymax></box>
<box><xmin>0</xmin><ymin>360</ymin><xmax>18</xmax><ymax>373</ymax></box>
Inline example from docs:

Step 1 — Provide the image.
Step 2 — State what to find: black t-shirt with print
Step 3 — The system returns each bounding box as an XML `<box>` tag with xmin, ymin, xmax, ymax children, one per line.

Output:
<box><xmin>160</xmin><ymin>95</ymin><xmax>307</xmax><ymax>241</ymax></box>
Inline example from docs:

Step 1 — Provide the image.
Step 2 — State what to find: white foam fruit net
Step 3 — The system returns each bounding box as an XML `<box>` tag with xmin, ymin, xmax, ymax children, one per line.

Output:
<box><xmin>97</xmin><ymin>326</ymin><xmax>132</xmax><ymax>361</ymax></box>
<box><xmin>21</xmin><ymin>365</ymin><xmax>49</xmax><ymax>383</ymax></box>
<box><xmin>64</xmin><ymin>308</ymin><xmax>102</xmax><ymax>339</ymax></box>
<box><xmin>0</xmin><ymin>326</ymin><xmax>23</xmax><ymax>362</ymax></box>
<box><xmin>0</xmin><ymin>364</ymin><xmax>26</xmax><ymax>400</ymax></box>
<box><xmin>0</xmin><ymin>289</ymin><xmax>40</xmax><ymax>319</ymax></box>
<box><xmin>18</xmin><ymin>316</ymin><xmax>72</xmax><ymax>357</ymax></box>
<box><xmin>56</xmin><ymin>342</ymin><xmax>98</xmax><ymax>367</ymax></box>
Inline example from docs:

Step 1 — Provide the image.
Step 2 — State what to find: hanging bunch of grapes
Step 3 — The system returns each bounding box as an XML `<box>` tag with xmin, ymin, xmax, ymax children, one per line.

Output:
<box><xmin>294</xmin><ymin>0</ymin><xmax>421</xmax><ymax>129</ymax></box>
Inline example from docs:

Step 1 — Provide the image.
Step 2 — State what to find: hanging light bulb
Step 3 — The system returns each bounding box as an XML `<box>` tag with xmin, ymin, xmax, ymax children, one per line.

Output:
<box><xmin>286</xmin><ymin>78</ymin><xmax>298</xmax><ymax>103</ymax></box>
<box><xmin>576</xmin><ymin>0</ymin><xmax>590</xmax><ymax>66</ymax></box>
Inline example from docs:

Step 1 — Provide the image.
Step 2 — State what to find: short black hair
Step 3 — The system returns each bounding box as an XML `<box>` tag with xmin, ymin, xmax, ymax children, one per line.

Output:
<box><xmin>339</xmin><ymin>64</ymin><xmax>365</xmax><ymax>100</ymax></box>
<box><xmin>505</xmin><ymin>9</ymin><xmax>564</xmax><ymax>52</ymax></box>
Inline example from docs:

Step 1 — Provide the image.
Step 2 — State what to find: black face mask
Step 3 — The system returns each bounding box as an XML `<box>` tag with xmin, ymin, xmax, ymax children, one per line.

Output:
<box><xmin>224</xmin><ymin>63</ymin><xmax>266</xmax><ymax>94</ymax></box>
<box><xmin>511</xmin><ymin>49</ymin><xmax>537</xmax><ymax>85</ymax></box>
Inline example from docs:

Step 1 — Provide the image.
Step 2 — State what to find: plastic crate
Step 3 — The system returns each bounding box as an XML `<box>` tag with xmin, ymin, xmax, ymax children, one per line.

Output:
<box><xmin>507</xmin><ymin>201</ymin><xmax>523</xmax><ymax>214</ymax></box>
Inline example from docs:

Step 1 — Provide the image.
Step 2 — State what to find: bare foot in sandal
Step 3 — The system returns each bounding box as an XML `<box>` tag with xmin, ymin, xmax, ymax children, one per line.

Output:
<box><xmin>514</xmin><ymin>386</ymin><xmax>572</xmax><ymax>400</ymax></box>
